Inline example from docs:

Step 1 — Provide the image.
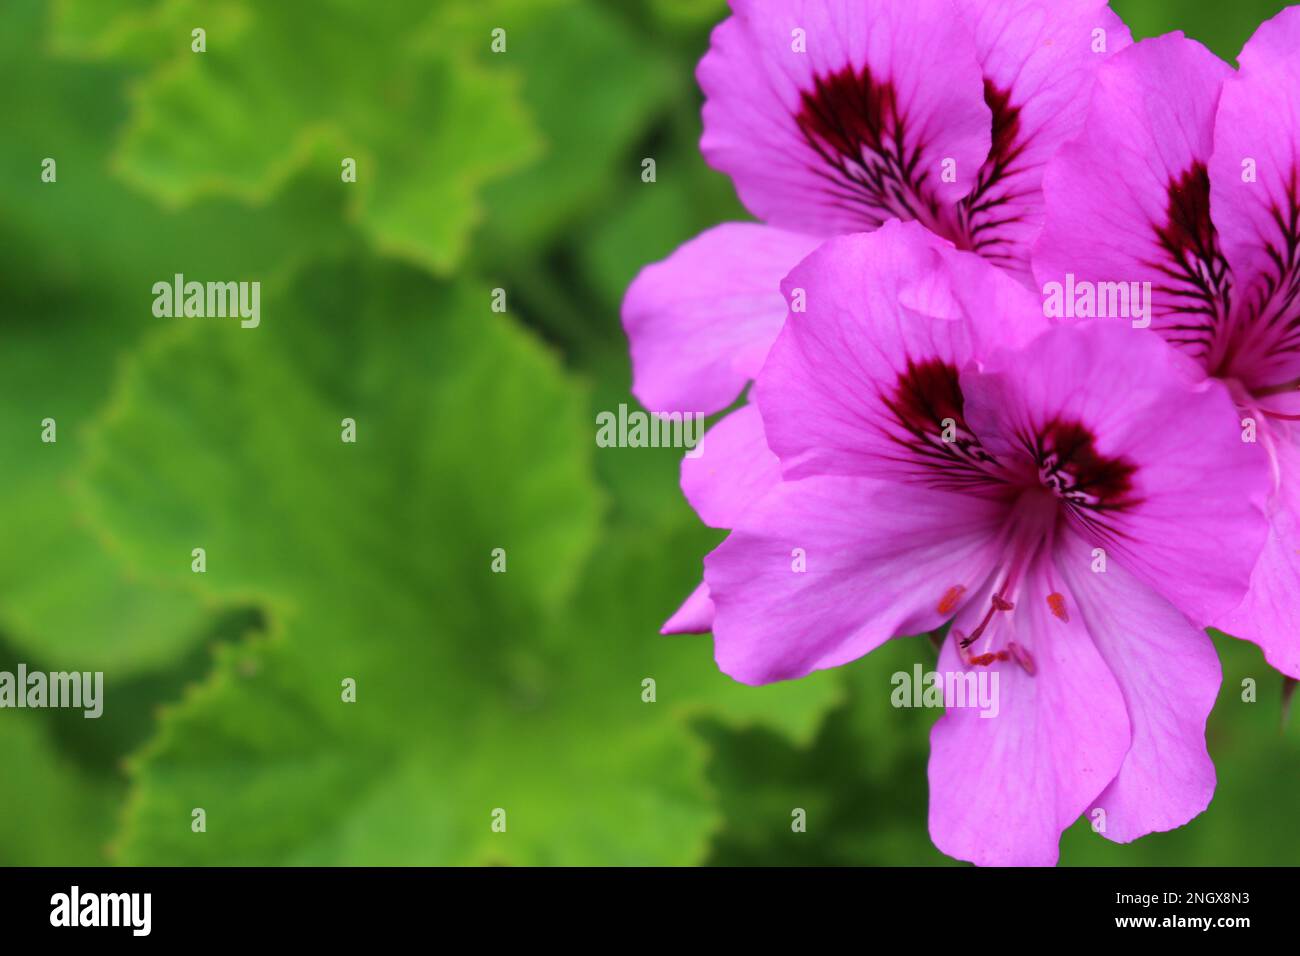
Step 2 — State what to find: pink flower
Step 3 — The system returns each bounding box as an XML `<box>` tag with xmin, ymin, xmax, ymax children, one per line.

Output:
<box><xmin>626</xmin><ymin>0</ymin><xmax>1131</xmax><ymax>631</ymax></box>
<box><xmin>1034</xmin><ymin>9</ymin><xmax>1300</xmax><ymax>678</ymax></box>
<box><xmin>624</xmin><ymin>0</ymin><xmax>1131</xmax><ymax>418</ymax></box>
<box><xmin>701</xmin><ymin>220</ymin><xmax>1269</xmax><ymax>865</ymax></box>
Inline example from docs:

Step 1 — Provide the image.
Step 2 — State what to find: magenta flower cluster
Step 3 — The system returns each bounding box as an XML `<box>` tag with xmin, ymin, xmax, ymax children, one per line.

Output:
<box><xmin>621</xmin><ymin>0</ymin><xmax>1300</xmax><ymax>865</ymax></box>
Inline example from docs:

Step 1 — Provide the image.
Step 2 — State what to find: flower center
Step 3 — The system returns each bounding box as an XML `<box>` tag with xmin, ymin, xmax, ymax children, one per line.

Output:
<box><xmin>939</xmin><ymin>489</ymin><xmax>1066</xmax><ymax>675</ymax></box>
<box><xmin>888</xmin><ymin>363</ymin><xmax>1140</xmax><ymax>677</ymax></box>
<box><xmin>1032</xmin><ymin>419</ymin><xmax>1138</xmax><ymax>513</ymax></box>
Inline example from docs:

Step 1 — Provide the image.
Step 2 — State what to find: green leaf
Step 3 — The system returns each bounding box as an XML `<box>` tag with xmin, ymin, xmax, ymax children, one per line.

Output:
<box><xmin>473</xmin><ymin>0</ymin><xmax>679</xmax><ymax>251</ymax></box>
<box><xmin>704</xmin><ymin>637</ymin><xmax>955</xmax><ymax>866</ymax></box>
<box><xmin>55</xmin><ymin>0</ymin><xmax>542</xmax><ymax>274</ymax></box>
<box><xmin>84</xmin><ymin>258</ymin><xmax>837</xmax><ymax>864</ymax></box>
<box><xmin>0</xmin><ymin>712</ymin><xmax>117</xmax><ymax>865</ymax></box>
<box><xmin>643</xmin><ymin>0</ymin><xmax>731</xmax><ymax>30</ymax></box>
<box><xmin>0</xmin><ymin>313</ymin><xmax>210</xmax><ymax>672</ymax></box>
<box><xmin>580</xmin><ymin>155</ymin><xmax>749</xmax><ymax>311</ymax></box>
<box><xmin>0</xmin><ymin>0</ymin><xmax>370</xmax><ymax>673</ymax></box>
<box><xmin>50</xmin><ymin>0</ymin><xmax>248</xmax><ymax>63</ymax></box>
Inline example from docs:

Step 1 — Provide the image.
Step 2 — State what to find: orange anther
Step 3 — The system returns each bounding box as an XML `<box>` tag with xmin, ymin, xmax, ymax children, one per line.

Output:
<box><xmin>1046</xmin><ymin>592</ymin><xmax>1069</xmax><ymax>622</ymax></box>
<box><xmin>937</xmin><ymin>585</ymin><xmax>967</xmax><ymax>615</ymax></box>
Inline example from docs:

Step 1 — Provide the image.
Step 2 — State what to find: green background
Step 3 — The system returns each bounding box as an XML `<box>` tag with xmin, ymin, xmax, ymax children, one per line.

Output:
<box><xmin>0</xmin><ymin>0</ymin><xmax>1295</xmax><ymax>866</ymax></box>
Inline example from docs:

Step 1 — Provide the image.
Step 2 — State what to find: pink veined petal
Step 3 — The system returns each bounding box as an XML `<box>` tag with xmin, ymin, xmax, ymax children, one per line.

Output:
<box><xmin>954</xmin><ymin>0</ymin><xmax>1132</xmax><ymax>283</ymax></box>
<box><xmin>755</xmin><ymin>220</ymin><xmax>1047</xmax><ymax>484</ymax></box>
<box><xmin>961</xmin><ymin>320</ymin><xmax>1269</xmax><ymax>625</ymax></box>
<box><xmin>699</xmin><ymin>0</ymin><xmax>990</xmax><ymax>238</ymax></box>
<box><xmin>1214</xmin><ymin>422</ymin><xmax>1300</xmax><ymax>679</ymax></box>
<box><xmin>661</xmin><ymin>581</ymin><xmax>715</xmax><ymax>636</ymax></box>
<box><xmin>704</xmin><ymin>476</ymin><xmax>1005</xmax><ymax>686</ymax></box>
<box><xmin>928</xmin><ymin>556</ymin><xmax>1130</xmax><ymax>867</ymax></box>
<box><xmin>681</xmin><ymin>404</ymin><xmax>781</xmax><ymax>529</ymax></box>
<box><xmin>622</xmin><ymin>222</ymin><xmax>823</xmax><ymax>416</ymax></box>
<box><xmin>1032</xmin><ymin>34</ymin><xmax>1234</xmax><ymax>363</ymax></box>
<box><xmin>665</xmin><ymin>403</ymin><xmax>783</xmax><ymax>638</ymax></box>
<box><xmin>1207</xmin><ymin>6</ymin><xmax>1300</xmax><ymax>390</ymax></box>
<box><xmin>1056</xmin><ymin>530</ymin><xmax>1220</xmax><ymax>843</ymax></box>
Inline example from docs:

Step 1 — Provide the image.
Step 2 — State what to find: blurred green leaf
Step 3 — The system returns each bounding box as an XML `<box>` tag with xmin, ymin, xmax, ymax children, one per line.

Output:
<box><xmin>81</xmin><ymin>257</ymin><xmax>838</xmax><ymax>864</ymax></box>
<box><xmin>581</xmin><ymin>152</ymin><xmax>748</xmax><ymax>311</ymax></box>
<box><xmin>54</xmin><ymin>0</ymin><xmax>542</xmax><ymax>274</ymax></box>
<box><xmin>704</xmin><ymin>636</ymin><xmax>954</xmax><ymax>866</ymax></box>
<box><xmin>0</xmin><ymin>712</ymin><xmax>117</xmax><ymax>865</ymax></box>
<box><xmin>474</xmin><ymin>0</ymin><xmax>679</xmax><ymax>252</ymax></box>
<box><xmin>83</xmin><ymin>260</ymin><xmax>600</xmax><ymax>863</ymax></box>
<box><xmin>0</xmin><ymin>0</ymin><xmax>361</xmax><ymax>673</ymax></box>
<box><xmin>50</xmin><ymin>0</ymin><xmax>248</xmax><ymax>63</ymax></box>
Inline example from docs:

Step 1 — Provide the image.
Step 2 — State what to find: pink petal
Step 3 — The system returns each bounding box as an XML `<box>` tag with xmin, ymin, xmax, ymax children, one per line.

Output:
<box><xmin>928</xmin><ymin>556</ymin><xmax>1130</xmax><ymax>866</ymax></box>
<box><xmin>1214</xmin><ymin>425</ymin><xmax>1300</xmax><ymax>679</ymax></box>
<box><xmin>1032</xmin><ymin>34</ymin><xmax>1233</xmax><ymax>362</ymax></box>
<box><xmin>661</xmin><ymin>581</ymin><xmax>715</xmax><ymax>635</ymax></box>
<box><xmin>961</xmin><ymin>320</ymin><xmax>1269</xmax><ymax>625</ymax></box>
<box><xmin>699</xmin><ymin>0</ymin><xmax>990</xmax><ymax>237</ymax></box>
<box><xmin>1208</xmin><ymin>7</ymin><xmax>1300</xmax><ymax>390</ymax></box>
<box><xmin>667</xmin><ymin>404</ymin><xmax>782</xmax><ymax>639</ymax></box>
<box><xmin>755</xmin><ymin>220</ymin><xmax>1046</xmax><ymax>483</ymax></box>
<box><xmin>1057</xmin><ymin>530</ymin><xmax>1220</xmax><ymax>843</ymax></box>
<box><xmin>1209</xmin><ymin>5</ymin><xmax>1300</xmax><ymax>285</ymax></box>
<box><xmin>704</xmin><ymin>477</ymin><xmax>1005</xmax><ymax>685</ymax></box>
<box><xmin>681</xmin><ymin>404</ymin><xmax>781</xmax><ymax>529</ymax></box>
<box><xmin>955</xmin><ymin>0</ymin><xmax>1132</xmax><ymax>283</ymax></box>
<box><xmin>622</xmin><ymin>223</ymin><xmax>822</xmax><ymax>416</ymax></box>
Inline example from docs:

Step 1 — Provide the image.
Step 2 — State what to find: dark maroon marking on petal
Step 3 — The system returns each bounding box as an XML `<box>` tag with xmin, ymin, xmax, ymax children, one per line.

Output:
<box><xmin>1227</xmin><ymin>168</ymin><xmax>1300</xmax><ymax>391</ymax></box>
<box><xmin>1260</xmin><ymin>170</ymin><xmax>1300</xmax><ymax>324</ymax></box>
<box><xmin>794</xmin><ymin>65</ymin><xmax>944</xmax><ymax>230</ymax></box>
<box><xmin>796</xmin><ymin>66</ymin><xmax>895</xmax><ymax>171</ymax></box>
<box><xmin>1160</xmin><ymin>164</ymin><xmax>1218</xmax><ymax>259</ymax></box>
<box><xmin>890</xmin><ymin>358</ymin><xmax>964</xmax><ymax>432</ymax></box>
<box><xmin>1031</xmin><ymin>419</ymin><xmax>1140</xmax><ymax>539</ymax></box>
<box><xmin>956</xmin><ymin>80</ymin><xmax>1030</xmax><ymax>268</ymax></box>
<box><xmin>879</xmin><ymin>358</ymin><xmax>1003</xmax><ymax>493</ymax></box>
<box><xmin>1260</xmin><ymin>174</ymin><xmax>1300</xmax><ymax>346</ymax></box>
<box><xmin>1144</xmin><ymin>162</ymin><xmax>1232</xmax><ymax>357</ymax></box>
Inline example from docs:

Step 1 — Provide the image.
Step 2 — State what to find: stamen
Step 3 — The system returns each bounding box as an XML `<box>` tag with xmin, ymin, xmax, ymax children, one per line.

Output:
<box><xmin>950</xmin><ymin>498</ymin><xmax>1056</xmax><ymax>675</ymax></box>
<box><xmin>1007</xmin><ymin>641</ymin><xmax>1037</xmax><ymax>676</ymax></box>
<box><xmin>937</xmin><ymin>585</ymin><xmax>966</xmax><ymax>615</ymax></box>
<box><xmin>959</xmin><ymin>591</ymin><xmax>1014</xmax><ymax>647</ymax></box>
<box><xmin>967</xmin><ymin>650</ymin><xmax>1010</xmax><ymax>667</ymax></box>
